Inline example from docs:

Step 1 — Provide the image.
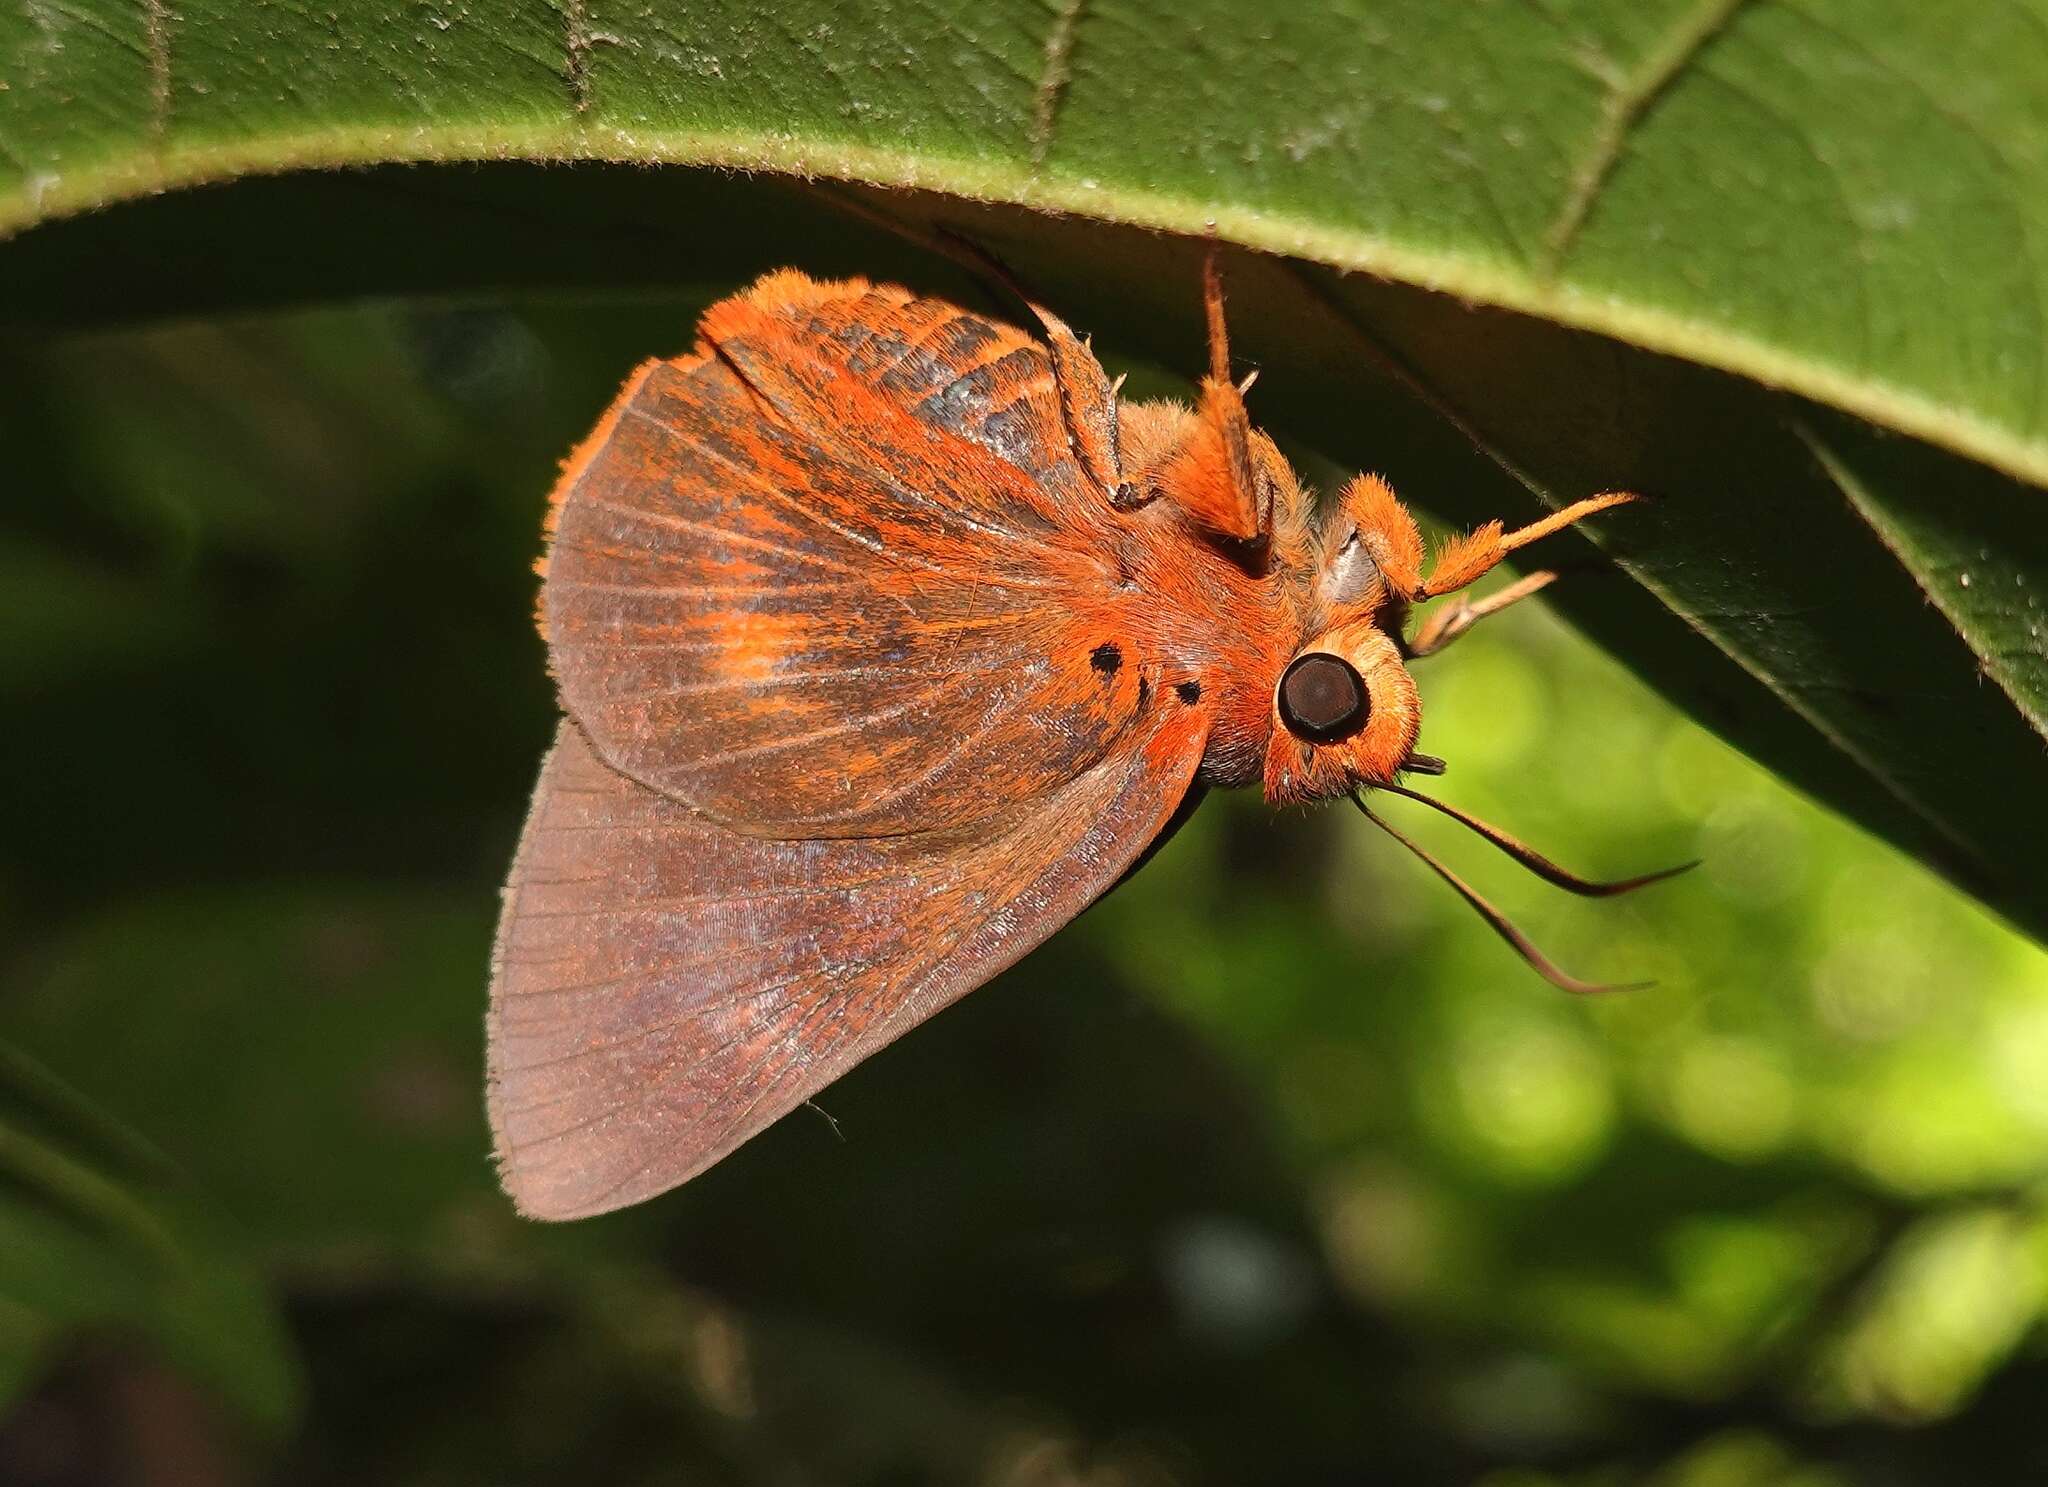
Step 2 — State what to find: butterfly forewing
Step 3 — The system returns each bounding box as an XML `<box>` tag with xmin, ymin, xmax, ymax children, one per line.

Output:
<box><xmin>544</xmin><ymin>277</ymin><xmax>1152</xmax><ymax>841</ymax></box>
<box><xmin>487</xmin><ymin>718</ymin><xmax>1202</xmax><ymax>1220</ymax></box>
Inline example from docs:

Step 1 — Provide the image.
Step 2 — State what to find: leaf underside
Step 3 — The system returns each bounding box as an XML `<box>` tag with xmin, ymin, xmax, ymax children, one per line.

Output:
<box><xmin>2</xmin><ymin>0</ymin><xmax>2044</xmax><ymax>936</ymax></box>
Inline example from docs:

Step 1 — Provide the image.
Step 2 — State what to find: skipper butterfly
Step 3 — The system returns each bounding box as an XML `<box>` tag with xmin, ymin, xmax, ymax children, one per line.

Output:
<box><xmin>487</xmin><ymin>258</ymin><xmax>1681</xmax><ymax>1218</ymax></box>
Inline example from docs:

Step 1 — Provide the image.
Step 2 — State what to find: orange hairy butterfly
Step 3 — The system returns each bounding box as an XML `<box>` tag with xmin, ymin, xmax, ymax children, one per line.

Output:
<box><xmin>487</xmin><ymin>258</ymin><xmax>1687</xmax><ymax>1219</ymax></box>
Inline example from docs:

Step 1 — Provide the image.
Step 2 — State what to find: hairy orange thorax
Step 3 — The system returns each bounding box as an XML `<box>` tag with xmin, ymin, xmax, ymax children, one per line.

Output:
<box><xmin>1098</xmin><ymin>286</ymin><xmax>1635</xmax><ymax>809</ymax></box>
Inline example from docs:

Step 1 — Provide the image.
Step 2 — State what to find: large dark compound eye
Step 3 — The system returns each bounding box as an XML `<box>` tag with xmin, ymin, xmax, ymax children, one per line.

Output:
<box><xmin>1278</xmin><ymin>652</ymin><xmax>1370</xmax><ymax>743</ymax></box>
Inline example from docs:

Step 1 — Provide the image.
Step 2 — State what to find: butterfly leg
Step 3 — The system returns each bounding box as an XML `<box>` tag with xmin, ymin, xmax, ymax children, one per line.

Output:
<box><xmin>1404</xmin><ymin>569</ymin><xmax>1558</xmax><ymax>659</ymax></box>
<box><xmin>1119</xmin><ymin>254</ymin><xmax>1268</xmax><ymax>542</ymax></box>
<box><xmin>1033</xmin><ymin>301</ymin><xmax>1135</xmax><ymax>507</ymax></box>
<box><xmin>1418</xmin><ymin>492</ymin><xmax>1638</xmax><ymax>599</ymax></box>
<box><xmin>934</xmin><ymin>229</ymin><xmax>1132</xmax><ymax>506</ymax></box>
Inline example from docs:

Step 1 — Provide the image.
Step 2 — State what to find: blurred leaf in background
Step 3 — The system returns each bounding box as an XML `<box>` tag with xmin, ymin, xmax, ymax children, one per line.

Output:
<box><xmin>0</xmin><ymin>1041</ymin><xmax>298</xmax><ymax>1436</ymax></box>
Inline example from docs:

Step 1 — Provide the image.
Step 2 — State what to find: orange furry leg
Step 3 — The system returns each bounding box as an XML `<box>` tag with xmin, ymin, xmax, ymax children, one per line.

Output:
<box><xmin>1420</xmin><ymin>491</ymin><xmax>1638</xmax><ymax>599</ymax></box>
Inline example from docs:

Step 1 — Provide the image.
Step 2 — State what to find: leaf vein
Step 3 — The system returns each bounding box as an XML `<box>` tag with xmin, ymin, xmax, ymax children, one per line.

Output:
<box><xmin>1029</xmin><ymin>0</ymin><xmax>1089</xmax><ymax>167</ymax></box>
<box><xmin>1540</xmin><ymin>0</ymin><xmax>1754</xmax><ymax>276</ymax></box>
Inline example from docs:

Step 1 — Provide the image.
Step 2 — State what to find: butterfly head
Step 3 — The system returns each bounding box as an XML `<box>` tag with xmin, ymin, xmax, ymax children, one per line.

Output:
<box><xmin>1262</xmin><ymin>469</ymin><xmax>1631</xmax><ymax>806</ymax></box>
<box><xmin>1263</xmin><ymin>619</ymin><xmax>1421</xmax><ymax>804</ymax></box>
<box><xmin>1256</xmin><ymin>472</ymin><xmax>1429</xmax><ymax>804</ymax></box>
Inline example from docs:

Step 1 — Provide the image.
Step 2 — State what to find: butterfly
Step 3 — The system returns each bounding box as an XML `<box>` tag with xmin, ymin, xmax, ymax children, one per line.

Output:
<box><xmin>487</xmin><ymin>257</ymin><xmax>1683</xmax><ymax>1219</ymax></box>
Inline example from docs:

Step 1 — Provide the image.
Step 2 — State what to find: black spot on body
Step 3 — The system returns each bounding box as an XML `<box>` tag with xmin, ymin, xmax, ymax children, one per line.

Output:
<box><xmin>1090</xmin><ymin>642</ymin><xmax>1122</xmax><ymax>674</ymax></box>
<box><xmin>1176</xmin><ymin>681</ymin><xmax>1201</xmax><ymax>704</ymax></box>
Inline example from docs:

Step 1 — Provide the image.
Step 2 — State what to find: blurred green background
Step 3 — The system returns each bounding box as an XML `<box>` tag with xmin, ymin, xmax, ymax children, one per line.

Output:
<box><xmin>3</xmin><ymin>290</ymin><xmax>2045</xmax><ymax>1487</ymax></box>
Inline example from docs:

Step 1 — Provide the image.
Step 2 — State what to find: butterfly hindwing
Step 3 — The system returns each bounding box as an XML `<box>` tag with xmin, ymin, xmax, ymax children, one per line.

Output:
<box><xmin>487</xmin><ymin>718</ymin><xmax>1203</xmax><ymax>1220</ymax></box>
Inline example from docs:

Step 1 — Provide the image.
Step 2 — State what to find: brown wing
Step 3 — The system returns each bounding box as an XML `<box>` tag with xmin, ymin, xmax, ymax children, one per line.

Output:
<box><xmin>487</xmin><ymin>716</ymin><xmax>1203</xmax><ymax>1219</ymax></box>
<box><xmin>543</xmin><ymin>273</ymin><xmax>1146</xmax><ymax>840</ymax></box>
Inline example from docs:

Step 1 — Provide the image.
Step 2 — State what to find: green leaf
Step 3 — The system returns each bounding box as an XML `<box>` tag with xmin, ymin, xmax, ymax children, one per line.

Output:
<box><xmin>0</xmin><ymin>1043</ymin><xmax>301</xmax><ymax>1432</ymax></box>
<box><xmin>2</xmin><ymin>2</ymin><xmax>2045</xmax><ymax>933</ymax></box>
<box><xmin>5</xmin><ymin>889</ymin><xmax>505</xmax><ymax>1250</ymax></box>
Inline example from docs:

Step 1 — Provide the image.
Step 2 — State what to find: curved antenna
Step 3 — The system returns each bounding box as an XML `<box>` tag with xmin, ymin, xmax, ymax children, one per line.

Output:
<box><xmin>1351</xmin><ymin>795</ymin><xmax>1650</xmax><ymax>996</ymax></box>
<box><xmin>1376</xmin><ymin>782</ymin><xmax>1698</xmax><ymax>897</ymax></box>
